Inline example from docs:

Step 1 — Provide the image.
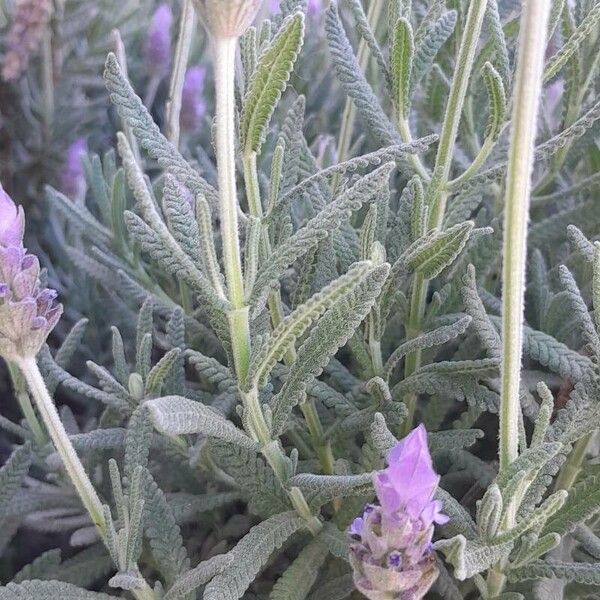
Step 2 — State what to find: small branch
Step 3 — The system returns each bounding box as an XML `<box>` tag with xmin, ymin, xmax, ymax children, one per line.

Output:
<box><xmin>16</xmin><ymin>356</ymin><xmax>106</xmax><ymax>532</ymax></box>
<box><xmin>165</xmin><ymin>0</ymin><xmax>195</xmax><ymax>146</ymax></box>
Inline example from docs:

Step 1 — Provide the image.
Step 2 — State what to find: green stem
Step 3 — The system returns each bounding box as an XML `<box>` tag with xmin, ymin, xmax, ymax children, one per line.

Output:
<box><xmin>332</xmin><ymin>0</ymin><xmax>385</xmax><ymax>193</ymax></box>
<box><xmin>213</xmin><ymin>35</ymin><xmax>251</xmax><ymax>380</ymax></box>
<box><xmin>165</xmin><ymin>0</ymin><xmax>195</xmax><ymax>146</ymax></box>
<box><xmin>498</xmin><ymin>0</ymin><xmax>550</xmax><ymax>477</ymax></box>
<box><xmin>554</xmin><ymin>434</ymin><xmax>590</xmax><ymax>491</ymax></box>
<box><xmin>41</xmin><ymin>25</ymin><xmax>54</xmax><ymax>144</ymax></box>
<box><xmin>243</xmin><ymin>152</ymin><xmax>335</xmax><ymax>475</ymax></box>
<box><xmin>426</xmin><ymin>0</ymin><xmax>488</xmax><ymax>227</ymax></box>
<box><xmin>401</xmin><ymin>0</ymin><xmax>487</xmax><ymax>434</ymax></box>
<box><xmin>8</xmin><ymin>362</ymin><xmax>47</xmax><ymax>447</ymax></box>
<box><xmin>487</xmin><ymin>2</ymin><xmax>551</xmax><ymax>595</ymax></box>
<box><xmin>17</xmin><ymin>356</ymin><xmax>106</xmax><ymax>532</ymax></box>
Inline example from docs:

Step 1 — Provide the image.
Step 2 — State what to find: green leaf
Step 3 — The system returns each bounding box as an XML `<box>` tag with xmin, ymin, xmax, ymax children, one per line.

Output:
<box><xmin>391</xmin><ymin>18</ymin><xmax>414</xmax><ymax>118</ymax></box>
<box><xmin>434</xmin><ymin>535</ymin><xmax>513</xmax><ymax>580</ymax></box>
<box><xmin>384</xmin><ymin>314</ymin><xmax>472</xmax><ymax>381</ymax></box>
<box><xmin>544</xmin><ymin>1</ymin><xmax>600</xmax><ymax>82</ymax></box>
<box><xmin>145</xmin><ymin>349</ymin><xmax>182</xmax><ymax>397</ymax></box>
<box><xmin>0</xmin><ymin>443</ymin><xmax>32</xmax><ymax>519</ymax></box>
<box><xmin>289</xmin><ymin>473</ymin><xmax>374</xmax><ymax>511</ymax></box>
<box><xmin>241</xmin><ymin>13</ymin><xmax>305</xmax><ymax>154</ymax></box>
<box><xmin>210</xmin><ymin>441</ymin><xmax>291</xmax><ymax>518</ymax></box>
<box><xmin>508</xmin><ymin>560</ymin><xmax>600</xmax><ymax>585</ymax></box>
<box><xmin>146</xmin><ymin>396</ymin><xmax>257</xmax><ymax>449</ymax></box>
<box><xmin>248</xmin><ymin>261</ymin><xmax>376</xmax><ymax>389</ymax></box>
<box><xmin>269</xmin><ymin>539</ymin><xmax>329</xmax><ymax>600</ymax></box>
<box><xmin>270</xmin><ymin>262</ymin><xmax>390</xmax><ymax>434</ymax></box>
<box><xmin>103</xmin><ymin>53</ymin><xmax>217</xmax><ymax>202</ymax></box>
<box><xmin>251</xmin><ymin>163</ymin><xmax>394</xmax><ymax>308</ymax></box>
<box><xmin>203</xmin><ymin>512</ymin><xmax>305</xmax><ymax>600</ymax></box>
<box><xmin>0</xmin><ymin>581</ymin><xmax>116</xmax><ymax>599</ymax></box>
<box><xmin>542</xmin><ymin>474</ymin><xmax>600</xmax><ymax>537</ymax></box>
<box><xmin>482</xmin><ymin>62</ymin><xmax>506</xmax><ymax>141</ymax></box>
<box><xmin>164</xmin><ymin>554</ymin><xmax>233</xmax><ymax>600</ymax></box>
<box><xmin>140</xmin><ymin>468</ymin><xmax>190</xmax><ymax>588</ymax></box>
<box><xmin>412</xmin><ymin>9</ymin><xmax>457</xmax><ymax>89</ymax></box>
<box><xmin>406</xmin><ymin>221</ymin><xmax>474</xmax><ymax>279</ymax></box>
<box><xmin>325</xmin><ymin>1</ymin><xmax>399</xmax><ymax>146</ymax></box>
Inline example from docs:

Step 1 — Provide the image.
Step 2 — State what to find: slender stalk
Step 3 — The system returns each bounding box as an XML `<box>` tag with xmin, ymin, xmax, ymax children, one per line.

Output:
<box><xmin>401</xmin><ymin>0</ymin><xmax>487</xmax><ymax>435</ymax></box>
<box><xmin>213</xmin><ymin>35</ymin><xmax>251</xmax><ymax>380</ymax></box>
<box><xmin>554</xmin><ymin>434</ymin><xmax>590</xmax><ymax>491</ymax></box>
<box><xmin>332</xmin><ymin>0</ymin><xmax>385</xmax><ymax>193</ymax></box>
<box><xmin>41</xmin><ymin>26</ymin><xmax>54</xmax><ymax>144</ymax></box>
<box><xmin>7</xmin><ymin>362</ymin><xmax>47</xmax><ymax>447</ymax></box>
<box><xmin>243</xmin><ymin>152</ymin><xmax>336</xmax><ymax>477</ymax></box>
<box><xmin>487</xmin><ymin>2</ymin><xmax>550</xmax><ymax>596</ymax></box>
<box><xmin>16</xmin><ymin>356</ymin><xmax>106</xmax><ymax>531</ymax></box>
<box><xmin>165</xmin><ymin>0</ymin><xmax>195</xmax><ymax>146</ymax></box>
<box><xmin>426</xmin><ymin>0</ymin><xmax>488</xmax><ymax>227</ymax></box>
<box><xmin>497</xmin><ymin>0</ymin><xmax>550</xmax><ymax>476</ymax></box>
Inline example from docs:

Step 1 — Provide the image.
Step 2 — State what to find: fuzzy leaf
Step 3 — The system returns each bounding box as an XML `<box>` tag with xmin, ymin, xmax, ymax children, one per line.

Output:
<box><xmin>146</xmin><ymin>396</ymin><xmax>257</xmax><ymax>449</ymax></box>
<box><xmin>248</xmin><ymin>261</ymin><xmax>376</xmax><ymax>389</ymax></box>
<box><xmin>269</xmin><ymin>539</ymin><xmax>328</xmax><ymax>600</ymax></box>
<box><xmin>241</xmin><ymin>13</ymin><xmax>305</xmax><ymax>153</ymax></box>
<box><xmin>391</xmin><ymin>18</ymin><xmax>414</xmax><ymax>117</ymax></box>
<box><xmin>0</xmin><ymin>581</ymin><xmax>116</xmax><ymax>599</ymax></box>
<box><xmin>203</xmin><ymin>512</ymin><xmax>305</xmax><ymax>600</ymax></box>
<box><xmin>271</xmin><ymin>262</ymin><xmax>390</xmax><ymax>434</ymax></box>
<box><xmin>406</xmin><ymin>222</ymin><xmax>474</xmax><ymax>279</ymax></box>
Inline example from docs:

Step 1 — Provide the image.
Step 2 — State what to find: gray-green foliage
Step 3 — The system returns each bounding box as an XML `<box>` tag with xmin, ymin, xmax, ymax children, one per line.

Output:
<box><xmin>2</xmin><ymin>0</ymin><xmax>600</xmax><ymax>598</ymax></box>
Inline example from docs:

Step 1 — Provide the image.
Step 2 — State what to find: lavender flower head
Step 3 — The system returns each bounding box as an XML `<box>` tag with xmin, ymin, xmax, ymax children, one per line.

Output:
<box><xmin>349</xmin><ymin>425</ymin><xmax>447</xmax><ymax>600</ymax></box>
<box><xmin>60</xmin><ymin>138</ymin><xmax>87</xmax><ymax>200</ymax></box>
<box><xmin>180</xmin><ymin>66</ymin><xmax>207</xmax><ymax>133</ymax></box>
<box><xmin>0</xmin><ymin>187</ymin><xmax>62</xmax><ymax>362</ymax></box>
<box><xmin>144</xmin><ymin>4</ymin><xmax>173</xmax><ymax>79</ymax></box>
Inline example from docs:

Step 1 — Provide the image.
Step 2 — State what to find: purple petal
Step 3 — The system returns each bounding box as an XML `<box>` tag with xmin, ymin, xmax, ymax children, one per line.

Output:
<box><xmin>0</xmin><ymin>188</ymin><xmax>25</xmax><ymax>247</ymax></box>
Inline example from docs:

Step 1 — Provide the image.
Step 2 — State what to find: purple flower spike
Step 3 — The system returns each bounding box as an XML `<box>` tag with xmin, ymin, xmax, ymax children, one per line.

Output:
<box><xmin>348</xmin><ymin>424</ymin><xmax>446</xmax><ymax>600</ymax></box>
<box><xmin>180</xmin><ymin>66</ymin><xmax>207</xmax><ymax>133</ymax></box>
<box><xmin>144</xmin><ymin>4</ymin><xmax>173</xmax><ymax>79</ymax></box>
<box><xmin>0</xmin><ymin>186</ymin><xmax>62</xmax><ymax>361</ymax></box>
<box><xmin>60</xmin><ymin>138</ymin><xmax>87</xmax><ymax>200</ymax></box>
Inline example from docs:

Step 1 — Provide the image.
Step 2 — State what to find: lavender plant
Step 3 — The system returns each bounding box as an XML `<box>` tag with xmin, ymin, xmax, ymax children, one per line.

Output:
<box><xmin>1</xmin><ymin>0</ymin><xmax>600</xmax><ymax>599</ymax></box>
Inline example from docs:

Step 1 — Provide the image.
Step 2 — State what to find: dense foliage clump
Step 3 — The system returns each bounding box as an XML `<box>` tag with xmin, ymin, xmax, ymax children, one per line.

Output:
<box><xmin>1</xmin><ymin>0</ymin><xmax>600</xmax><ymax>598</ymax></box>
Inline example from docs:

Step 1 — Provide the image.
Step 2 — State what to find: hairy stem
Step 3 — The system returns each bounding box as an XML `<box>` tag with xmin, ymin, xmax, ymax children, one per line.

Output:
<box><xmin>165</xmin><ymin>0</ymin><xmax>195</xmax><ymax>146</ymax></box>
<box><xmin>243</xmin><ymin>151</ymin><xmax>335</xmax><ymax>476</ymax></box>
<box><xmin>498</xmin><ymin>0</ymin><xmax>550</xmax><ymax>477</ymax></box>
<box><xmin>17</xmin><ymin>356</ymin><xmax>106</xmax><ymax>532</ymax></box>
<box><xmin>401</xmin><ymin>0</ymin><xmax>487</xmax><ymax>434</ymax></box>
<box><xmin>487</xmin><ymin>1</ymin><xmax>551</xmax><ymax>595</ymax></box>
<box><xmin>8</xmin><ymin>362</ymin><xmax>47</xmax><ymax>447</ymax></box>
<box><xmin>214</xmin><ymin>35</ymin><xmax>250</xmax><ymax>380</ymax></box>
<box><xmin>555</xmin><ymin>434</ymin><xmax>590</xmax><ymax>491</ymax></box>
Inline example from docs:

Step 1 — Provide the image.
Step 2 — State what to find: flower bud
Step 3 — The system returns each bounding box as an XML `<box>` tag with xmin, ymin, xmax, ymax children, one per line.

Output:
<box><xmin>0</xmin><ymin>187</ymin><xmax>62</xmax><ymax>361</ymax></box>
<box><xmin>60</xmin><ymin>138</ymin><xmax>88</xmax><ymax>200</ymax></box>
<box><xmin>348</xmin><ymin>424</ymin><xmax>448</xmax><ymax>600</ymax></box>
<box><xmin>193</xmin><ymin>0</ymin><xmax>263</xmax><ymax>38</ymax></box>
<box><xmin>144</xmin><ymin>4</ymin><xmax>173</xmax><ymax>79</ymax></box>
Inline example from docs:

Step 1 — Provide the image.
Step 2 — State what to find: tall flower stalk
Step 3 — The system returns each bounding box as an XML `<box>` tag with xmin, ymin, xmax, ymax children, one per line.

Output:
<box><xmin>487</xmin><ymin>0</ymin><xmax>551</xmax><ymax>595</ymax></box>
<box><xmin>497</xmin><ymin>0</ymin><xmax>550</xmax><ymax>477</ymax></box>
<box><xmin>195</xmin><ymin>0</ymin><xmax>319</xmax><ymax>531</ymax></box>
